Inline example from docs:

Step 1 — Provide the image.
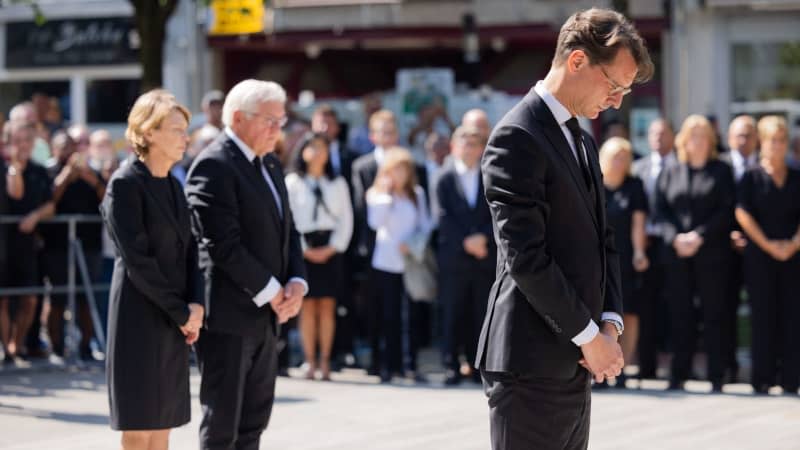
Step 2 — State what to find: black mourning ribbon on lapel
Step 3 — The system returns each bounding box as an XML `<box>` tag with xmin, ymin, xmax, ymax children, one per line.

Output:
<box><xmin>565</xmin><ymin>117</ymin><xmax>594</xmax><ymax>192</ymax></box>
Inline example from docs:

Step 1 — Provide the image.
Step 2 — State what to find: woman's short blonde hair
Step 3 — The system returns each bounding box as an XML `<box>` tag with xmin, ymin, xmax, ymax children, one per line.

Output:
<box><xmin>674</xmin><ymin>114</ymin><xmax>717</xmax><ymax>163</ymax></box>
<box><xmin>125</xmin><ymin>89</ymin><xmax>190</xmax><ymax>157</ymax></box>
<box><xmin>757</xmin><ymin>115</ymin><xmax>788</xmax><ymax>141</ymax></box>
<box><xmin>374</xmin><ymin>146</ymin><xmax>418</xmax><ymax>205</ymax></box>
<box><xmin>598</xmin><ymin>136</ymin><xmax>633</xmax><ymax>175</ymax></box>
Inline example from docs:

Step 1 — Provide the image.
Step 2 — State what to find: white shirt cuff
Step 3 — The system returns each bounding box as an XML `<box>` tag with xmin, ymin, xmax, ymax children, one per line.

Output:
<box><xmin>288</xmin><ymin>277</ymin><xmax>309</xmax><ymax>296</ymax></box>
<box><xmin>571</xmin><ymin>320</ymin><xmax>599</xmax><ymax>346</ymax></box>
<box><xmin>253</xmin><ymin>277</ymin><xmax>281</xmax><ymax>307</ymax></box>
<box><xmin>601</xmin><ymin>312</ymin><xmax>624</xmax><ymax>327</ymax></box>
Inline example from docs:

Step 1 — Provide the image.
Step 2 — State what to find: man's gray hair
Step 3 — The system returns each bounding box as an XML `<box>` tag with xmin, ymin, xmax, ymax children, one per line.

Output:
<box><xmin>222</xmin><ymin>79</ymin><xmax>287</xmax><ymax>127</ymax></box>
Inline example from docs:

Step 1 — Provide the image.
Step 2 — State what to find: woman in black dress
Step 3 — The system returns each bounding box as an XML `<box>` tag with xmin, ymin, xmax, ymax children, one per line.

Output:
<box><xmin>285</xmin><ymin>133</ymin><xmax>353</xmax><ymax>380</ymax></box>
<box><xmin>735</xmin><ymin>115</ymin><xmax>800</xmax><ymax>395</ymax></box>
<box><xmin>101</xmin><ymin>90</ymin><xmax>204</xmax><ymax>449</ymax></box>
<box><xmin>598</xmin><ymin>137</ymin><xmax>649</xmax><ymax>388</ymax></box>
<box><xmin>655</xmin><ymin>115</ymin><xmax>735</xmax><ymax>392</ymax></box>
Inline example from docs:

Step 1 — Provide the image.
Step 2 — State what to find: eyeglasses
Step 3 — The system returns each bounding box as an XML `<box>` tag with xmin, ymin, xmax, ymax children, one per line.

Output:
<box><xmin>246</xmin><ymin>111</ymin><xmax>288</xmax><ymax>129</ymax></box>
<box><xmin>599</xmin><ymin>65</ymin><xmax>632</xmax><ymax>97</ymax></box>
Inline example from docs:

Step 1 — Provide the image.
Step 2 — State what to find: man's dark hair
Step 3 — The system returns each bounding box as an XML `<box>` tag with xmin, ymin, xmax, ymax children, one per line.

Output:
<box><xmin>313</xmin><ymin>103</ymin><xmax>338</xmax><ymax>121</ymax></box>
<box><xmin>553</xmin><ymin>7</ymin><xmax>654</xmax><ymax>83</ymax></box>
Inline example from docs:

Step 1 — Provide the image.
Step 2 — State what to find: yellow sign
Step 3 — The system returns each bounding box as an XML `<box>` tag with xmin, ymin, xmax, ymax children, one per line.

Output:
<box><xmin>209</xmin><ymin>0</ymin><xmax>265</xmax><ymax>36</ymax></box>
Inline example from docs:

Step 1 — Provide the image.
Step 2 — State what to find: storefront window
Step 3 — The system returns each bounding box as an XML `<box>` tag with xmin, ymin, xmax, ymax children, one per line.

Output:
<box><xmin>732</xmin><ymin>41</ymin><xmax>800</xmax><ymax>102</ymax></box>
<box><xmin>86</xmin><ymin>79</ymin><xmax>140</xmax><ymax>123</ymax></box>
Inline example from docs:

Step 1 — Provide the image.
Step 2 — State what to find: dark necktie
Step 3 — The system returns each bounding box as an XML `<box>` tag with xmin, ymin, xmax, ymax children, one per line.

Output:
<box><xmin>253</xmin><ymin>156</ymin><xmax>284</xmax><ymax>219</ymax></box>
<box><xmin>565</xmin><ymin>118</ymin><xmax>594</xmax><ymax>191</ymax></box>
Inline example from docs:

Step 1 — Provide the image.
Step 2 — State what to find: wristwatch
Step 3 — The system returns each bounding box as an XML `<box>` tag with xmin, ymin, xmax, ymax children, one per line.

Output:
<box><xmin>602</xmin><ymin>318</ymin><xmax>624</xmax><ymax>337</ymax></box>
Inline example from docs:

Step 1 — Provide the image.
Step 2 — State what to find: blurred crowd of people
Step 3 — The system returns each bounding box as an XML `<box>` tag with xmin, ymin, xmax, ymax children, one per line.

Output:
<box><xmin>1</xmin><ymin>87</ymin><xmax>798</xmax><ymax>395</ymax></box>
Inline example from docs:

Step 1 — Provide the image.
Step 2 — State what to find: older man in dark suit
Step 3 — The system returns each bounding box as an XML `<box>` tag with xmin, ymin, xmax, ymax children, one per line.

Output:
<box><xmin>186</xmin><ymin>79</ymin><xmax>307</xmax><ymax>450</ymax></box>
<box><xmin>477</xmin><ymin>8</ymin><xmax>653</xmax><ymax>449</ymax></box>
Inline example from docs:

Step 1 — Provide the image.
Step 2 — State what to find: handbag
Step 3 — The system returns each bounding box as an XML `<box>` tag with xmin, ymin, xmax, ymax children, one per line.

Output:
<box><xmin>402</xmin><ymin>230</ymin><xmax>438</xmax><ymax>302</ymax></box>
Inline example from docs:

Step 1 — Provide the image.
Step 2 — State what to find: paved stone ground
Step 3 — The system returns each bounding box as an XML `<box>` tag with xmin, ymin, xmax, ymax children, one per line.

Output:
<box><xmin>0</xmin><ymin>362</ymin><xmax>798</xmax><ymax>450</ymax></box>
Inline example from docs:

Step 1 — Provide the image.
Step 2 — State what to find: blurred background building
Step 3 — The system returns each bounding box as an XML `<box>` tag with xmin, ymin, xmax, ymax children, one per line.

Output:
<box><xmin>0</xmin><ymin>0</ymin><xmax>798</xmax><ymax>147</ymax></box>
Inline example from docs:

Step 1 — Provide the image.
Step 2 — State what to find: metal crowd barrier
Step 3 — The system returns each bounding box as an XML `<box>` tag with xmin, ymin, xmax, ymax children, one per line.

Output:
<box><xmin>0</xmin><ymin>214</ymin><xmax>109</xmax><ymax>365</ymax></box>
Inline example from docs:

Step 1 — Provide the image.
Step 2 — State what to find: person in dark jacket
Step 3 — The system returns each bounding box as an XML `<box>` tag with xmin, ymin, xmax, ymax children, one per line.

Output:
<box><xmin>655</xmin><ymin>114</ymin><xmax>735</xmax><ymax>392</ymax></box>
<box><xmin>101</xmin><ymin>90</ymin><xmax>204</xmax><ymax>449</ymax></box>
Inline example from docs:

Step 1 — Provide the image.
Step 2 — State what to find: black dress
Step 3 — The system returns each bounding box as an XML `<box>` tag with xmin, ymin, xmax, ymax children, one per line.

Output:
<box><xmin>101</xmin><ymin>160</ymin><xmax>203</xmax><ymax>430</ymax></box>
<box><xmin>737</xmin><ymin>166</ymin><xmax>800</xmax><ymax>391</ymax></box>
<box><xmin>604</xmin><ymin>176</ymin><xmax>648</xmax><ymax>314</ymax></box>
<box><xmin>8</xmin><ymin>161</ymin><xmax>52</xmax><ymax>287</ymax></box>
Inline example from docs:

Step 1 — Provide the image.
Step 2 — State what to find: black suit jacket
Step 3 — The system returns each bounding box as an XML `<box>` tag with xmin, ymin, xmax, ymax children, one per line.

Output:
<box><xmin>475</xmin><ymin>90</ymin><xmax>623</xmax><ymax>378</ymax></box>
<box><xmin>185</xmin><ymin>134</ymin><xmax>306</xmax><ymax>337</ymax></box>
<box><xmin>101</xmin><ymin>160</ymin><xmax>203</xmax><ymax>332</ymax></box>
<box><xmin>350</xmin><ymin>151</ymin><xmax>429</xmax><ymax>269</ymax></box>
<box><xmin>435</xmin><ymin>165</ymin><xmax>495</xmax><ymax>274</ymax></box>
<box><xmin>654</xmin><ymin>159</ymin><xmax>735</xmax><ymax>263</ymax></box>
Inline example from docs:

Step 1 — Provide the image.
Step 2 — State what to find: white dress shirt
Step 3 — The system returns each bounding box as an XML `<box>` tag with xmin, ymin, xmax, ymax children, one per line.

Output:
<box><xmin>534</xmin><ymin>81</ymin><xmax>589</xmax><ymax>168</ymax></box>
<box><xmin>730</xmin><ymin>149</ymin><xmax>757</xmax><ymax>182</ymax></box>
<box><xmin>454</xmin><ymin>158</ymin><xmax>480</xmax><ymax>208</ymax></box>
<box><xmin>329</xmin><ymin>140</ymin><xmax>342</xmax><ymax>176</ymax></box>
<box><xmin>285</xmin><ymin>173</ymin><xmax>353</xmax><ymax>253</ymax></box>
<box><xmin>533</xmin><ymin>81</ymin><xmax>624</xmax><ymax>346</ymax></box>
<box><xmin>367</xmin><ymin>185</ymin><xmax>431</xmax><ymax>274</ymax></box>
<box><xmin>425</xmin><ymin>159</ymin><xmax>443</xmax><ymax>226</ymax></box>
<box><xmin>225</xmin><ymin>127</ymin><xmax>308</xmax><ymax>307</ymax></box>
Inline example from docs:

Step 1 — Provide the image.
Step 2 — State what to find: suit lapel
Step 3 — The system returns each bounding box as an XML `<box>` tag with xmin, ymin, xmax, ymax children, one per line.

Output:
<box><xmin>225</xmin><ymin>139</ymin><xmax>283</xmax><ymax>229</ymax></box>
<box><xmin>130</xmin><ymin>160</ymin><xmax>186</xmax><ymax>246</ymax></box>
<box><xmin>451</xmin><ymin>171</ymin><xmax>471</xmax><ymax>209</ymax></box>
<box><xmin>526</xmin><ymin>92</ymin><xmax>601</xmax><ymax>233</ymax></box>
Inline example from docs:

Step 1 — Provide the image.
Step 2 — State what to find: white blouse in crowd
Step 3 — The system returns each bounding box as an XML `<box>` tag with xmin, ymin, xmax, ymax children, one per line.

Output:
<box><xmin>367</xmin><ymin>185</ymin><xmax>432</xmax><ymax>274</ymax></box>
<box><xmin>285</xmin><ymin>173</ymin><xmax>354</xmax><ymax>253</ymax></box>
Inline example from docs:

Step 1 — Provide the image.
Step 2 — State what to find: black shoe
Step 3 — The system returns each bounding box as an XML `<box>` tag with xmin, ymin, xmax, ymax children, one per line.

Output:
<box><xmin>711</xmin><ymin>381</ymin><xmax>724</xmax><ymax>393</ymax></box>
<box><xmin>613</xmin><ymin>373</ymin><xmax>628</xmax><ymax>389</ymax></box>
<box><xmin>753</xmin><ymin>384</ymin><xmax>770</xmax><ymax>395</ymax></box>
<box><xmin>444</xmin><ymin>371</ymin><xmax>462</xmax><ymax>386</ymax></box>
<box><xmin>277</xmin><ymin>367</ymin><xmax>290</xmax><ymax>377</ymax></box>
<box><xmin>367</xmin><ymin>366</ymin><xmax>380</xmax><ymax>377</ymax></box>
<box><xmin>667</xmin><ymin>380</ymin><xmax>684</xmax><ymax>391</ymax></box>
<box><xmin>379</xmin><ymin>370</ymin><xmax>392</xmax><ymax>384</ymax></box>
<box><xmin>781</xmin><ymin>386</ymin><xmax>798</xmax><ymax>396</ymax></box>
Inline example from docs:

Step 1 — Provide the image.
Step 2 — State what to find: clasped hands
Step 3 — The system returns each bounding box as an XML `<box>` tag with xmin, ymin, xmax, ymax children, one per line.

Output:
<box><xmin>463</xmin><ymin>233</ymin><xmax>489</xmax><ymax>260</ymax></box>
<box><xmin>578</xmin><ymin>322</ymin><xmax>624</xmax><ymax>383</ymax></box>
<box><xmin>180</xmin><ymin>303</ymin><xmax>204</xmax><ymax>345</ymax></box>
<box><xmin>270</xmin><ymin>280</ymin><xmax>305</xmax><ymax>324</ymax></box>
<box><xmin>673</xmin><ymin>231</ymin><xmax>703</xmax><ymax>258</ymax></box>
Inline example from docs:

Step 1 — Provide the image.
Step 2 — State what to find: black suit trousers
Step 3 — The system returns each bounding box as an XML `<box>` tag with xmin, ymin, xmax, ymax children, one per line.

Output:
<box><xmin>664</xmin><ymin>253</ymin><xmax>729</xmax><ymax>383</ymax></box>
<box><xmin>196</xmin><ymin>329</ymin><xmax>278</xmax><ymax>450</ymax></box>
<box><xmin>367</xmin><ymin>269</ymin><xmax>404</xmax><ymax>375</ymax></box>
<box><xmin>744</xmin><ymin>249</ymin><xmax>800</xmax><ymax>390</ymax></box>
<box><xmin>636</xmin><ymin>238</ymin><xmax>668</xmax><ymax>378</ymax></box>
<box><xmin>441</xmin><ymin>268</ymin><xmax>492</xmax><ymax>371</ymax></box>
<box><xmin>482</xmin><ymin>368</ymin><xmax>591</xmax><ymax>450</ymax></box>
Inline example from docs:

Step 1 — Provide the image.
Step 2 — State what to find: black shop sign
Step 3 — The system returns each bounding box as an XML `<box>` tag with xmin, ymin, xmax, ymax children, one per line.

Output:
<box><xmin>5</xmin><ymin>17</ymin><xmax>139</xmax><ymax>68</ymax></box>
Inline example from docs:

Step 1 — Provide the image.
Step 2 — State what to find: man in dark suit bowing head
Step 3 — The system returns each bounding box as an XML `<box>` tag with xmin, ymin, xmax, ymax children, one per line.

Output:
<box><xmin>477</xmin><ymin>8</ymin><xmax>653</xmax><ymax>450</ymax></box>
<box><xmin>186</xmin><ymin>79</ymin><xmax>307</xmax><ymax>450</ymax></box>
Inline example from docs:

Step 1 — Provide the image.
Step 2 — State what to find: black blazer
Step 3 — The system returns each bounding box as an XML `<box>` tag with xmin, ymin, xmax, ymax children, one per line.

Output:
<box><xmin>185</xmin><ymin>134</ymin><xmax>306</xmax><ymax>337</ymax></box>
<box><xmin>435</xmin><ymin>165</ymin><xmax>495</xmax><ymax>274</ymax></box>
<box><xmin>654</xmin><ymin>159</ymin><xmax>735</xmax><ymax>263</ymax></box>
<box><xmin>101</xmin><ymin>160</ymin><xmax>203</xmax><ymax>331</ymax></box>
<box><xmin>350</xmin><ymin>151</ymin><xmax>429</xmax><ymax>269</ymax></box>
<box><xmin>476</xmin><ymin>89</ymin><xmax>623</xmax><ymax>378</ymax></box>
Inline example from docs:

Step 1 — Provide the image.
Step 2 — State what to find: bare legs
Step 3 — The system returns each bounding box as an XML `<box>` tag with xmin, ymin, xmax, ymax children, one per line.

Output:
<box><xmin>300</xmin><ymin>297</ymin><xmax>336</xmax><ymax>380</ymax></box>
<box><xmin>120</xmin><ymin>429</ymin><xmax>171</xmax><ymax>450</ymax></box>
